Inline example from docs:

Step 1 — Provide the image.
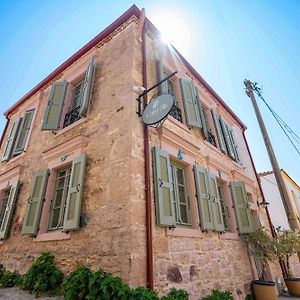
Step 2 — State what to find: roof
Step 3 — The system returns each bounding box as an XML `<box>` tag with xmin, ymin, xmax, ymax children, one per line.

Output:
<box><xmin>259</xmin><ymin>169</ymin><xmax>300</xmax><ymax>191</ymax></box>
<box><xmin>3</xmin><ymin>4</ymin><xmax>246</xmax><ymax>130</ymax></box>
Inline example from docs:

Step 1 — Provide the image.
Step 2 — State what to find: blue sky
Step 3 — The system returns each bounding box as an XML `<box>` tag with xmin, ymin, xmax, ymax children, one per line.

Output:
<box><xmin>0</xmin><ymin>0</ymin><xmax>299</xmax><ymax>184</ymax></box>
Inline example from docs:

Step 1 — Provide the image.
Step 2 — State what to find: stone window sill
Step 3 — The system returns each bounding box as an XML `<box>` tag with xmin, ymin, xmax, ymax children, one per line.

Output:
<box><xmin>219</xmin><ymin>231</ymin><xmax>240</xmax><ymax>240</ymax></box>
<box><xmin>166</xmin><ymin>116</ymin><xmax>191</xmax><ymax>134</ymax></box>
<box><xmin>166</xmin><ymin>227</ymin><xmax>205</xmax><ymax>238</ymax></box>
<box><xmin>6</xmin><ymin>152</ymin><xmax>25</xmax><ymax>165</ymax></box>
<box><xmin>33</xmin><ymin>231</ymin><xmax>70</xmax><ymax>242</ymax></box>
<box><xmin>203</xmin><ymin>140</ymin><xmax>223</xmax><ymax>155</ymax></box>
<box><xmin>55</xmin><ymin>117</ymin><xmax>87</xmax><ymax>137</ymax></box>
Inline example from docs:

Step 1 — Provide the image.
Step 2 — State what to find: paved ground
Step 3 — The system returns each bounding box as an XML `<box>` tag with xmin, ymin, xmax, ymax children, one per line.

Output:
<box><xmin>0</xmin><ymin>288</ymin><xmax>62</xmax><ymax>299</ymax></box>
<box><xmin>0</xmin><ymin>288</ymin><xmax>300</xmax><ymax>299</ymax></box>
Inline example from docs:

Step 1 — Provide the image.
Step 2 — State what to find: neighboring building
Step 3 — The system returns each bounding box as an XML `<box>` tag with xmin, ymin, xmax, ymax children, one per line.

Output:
<box><xmin>0</xmin><ymin>5</ymin><xmax>296</xmax><ymax>299</ymax></box>
<box><xmin>259</xmin><ymin>170</ymin><xmax>300</xmax><ymax>231</ymax></box>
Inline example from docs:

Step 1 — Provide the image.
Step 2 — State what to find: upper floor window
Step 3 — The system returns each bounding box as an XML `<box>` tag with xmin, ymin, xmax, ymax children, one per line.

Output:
<box><xmin>217</xmin><ymin>182</ymin><xmax>230</xmax><ymax>231</ymax></box>
<box><xmin>41</xmin><ymin>57</ymin><xmax>95</xmax><ymax>131</ymax></box>
<box><xmin>202</xmin><ymin>107</ymin><xmax>217</xmax><ymax>147</ymax></box>
<box><xmin>1</xmin><ymin>109</ymin><xmax>35</xmax><ymax>162</ymax></box>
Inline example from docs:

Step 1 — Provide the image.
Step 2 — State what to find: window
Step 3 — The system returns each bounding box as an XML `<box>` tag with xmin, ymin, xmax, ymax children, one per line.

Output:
<box><xmin>167</xmin><ymin>77</ymin><xmax>183</xmax><ymax>123</ymax></box>
<box><xmin>0</xmin><ymin>181</ymin><xmax>20</xmax><ymax>240</ymax></box>
<box><xmin>1</xmin><ymin>109</ymin><xmax>35</xmax><ymax>162</ymax></box>
<box><xmin>217</xmin><ymin>183</ymin><xmax>230</xmax><ymax>231</ymax></box>
<box><xmin>170</xmin><ymin>163</ymin><xmax>190</xmax><ymax>225</ymax></box>
<box><xmin>202</xmin><ymin>107</ymin><xmax>217</xmax><ymax>147</ymax></box>
<box><xmin>42</xmin><ymin>57</ymin><xmax>95</xmax><ymax>131</ymax></box>
<box><xmin>21</xmin><ymin>154</ymin><xmax>87</xmax><ymax>236</ymax></box>
<box><xmin>48</xmin><ymin>166</ymin><xmax>72</xmax><ymax>230</ymax></box>
<box><xmin>63</xmin><ymin>81</ymin><xmax>85</xmax><ymax>128</ymax></box>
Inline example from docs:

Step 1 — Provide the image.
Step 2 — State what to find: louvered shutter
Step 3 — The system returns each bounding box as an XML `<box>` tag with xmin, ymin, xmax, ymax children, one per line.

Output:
<box><xmin>180</xmin><ymin>78</ymin><xmax>202</xmax><ymax>128</ymax></box>
<box><xmin>230</xmin><ymin>182</ymin><xmax>253</xmax><ymax>234</ymax></box>
<box><xmin>194</xmin><ymin>88</ymin><xmax>209</xmax><ymax>139</ymax></box>
<box><xmin>211</xmin><ymin>110</ymin><xmax>227</xmax><ymax>153</ymax></box>
<box><xmin>42</xmin><ymin>81</ymin><xmax>68</xmax><ymax>130</ymax></box>
<box><xmin>22</xmin><ymin>169</ymin><xmax>49</xmax><ymax>235</ymax></box>
<box><xmin>229</xmin><ymin>129</ymin><xmax>240</xmax><ymax>162</ymax></box>
<box><xmin>220</xmin><ymin>117</ymin><xmax>235</xmax><ymax>159</ymax></box>
<box><xmin>1</xmin><ymin>118</ymin><xmax>21</xmax><ymax>161</ymax></box>
<box><xmin>0</xmin><ymin>181</ymin><xmax>20</xmax><ymax>240</ymax></box>
<box><xmin>209</xmin><ymin>175</ymin><xmax>225</xmax><ymax>232</ymax></box>
<box><xmin>194</xmin><ymin>165</ymin><xmax>214</xmax><ymax>230</ymax></box>
<box><xmin>13</xmin><ymin>109</ymin><xmax>35</xmax><ymax>155</ymax></box>
<box><xmin>79</xmin><ymin>57</ymin><xmax>95</xmax><ymax>117</ymax></box>
<box><xmin>152</xmin><ymin>147</ymin><xmax>176</xmax><ymax>227</ymax></box>
<box><xmin>63</xmin><ymin>154</ymin><xmax>87</xmax><ymax>231</ymax></box>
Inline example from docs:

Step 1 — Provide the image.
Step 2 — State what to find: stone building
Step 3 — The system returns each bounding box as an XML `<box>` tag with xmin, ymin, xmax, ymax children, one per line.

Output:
<box><xmin>0</xmin><ymin>5</ymin><xmax>292</xmax><ymax>299</ymax></box>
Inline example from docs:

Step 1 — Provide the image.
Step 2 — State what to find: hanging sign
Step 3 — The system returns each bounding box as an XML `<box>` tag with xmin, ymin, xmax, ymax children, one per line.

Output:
<box><xmin>142</xmin><ymin>94</ymin><xmax>174</xmax><ymax>125</ymax></box>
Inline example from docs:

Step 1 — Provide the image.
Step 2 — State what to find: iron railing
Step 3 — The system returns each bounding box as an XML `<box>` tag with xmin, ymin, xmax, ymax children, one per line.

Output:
<box><xmin>207</xmin><ymin>131</ymin><xmax>217</xmax><ymax>147</ymax></box>
<box><xmin>63</xmin><ymin>106</ymin><xmax>81</xmax><ymax>128</ymax></box>
<box><xmin>169</xmin><ymin>105</ymin><xmax>183</xmax><ymax>123</ymax></box>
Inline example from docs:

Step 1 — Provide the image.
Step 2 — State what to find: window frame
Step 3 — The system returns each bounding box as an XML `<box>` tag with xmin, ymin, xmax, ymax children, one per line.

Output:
<box><xmin>217</xmin><ymin>181</ymin><xmax>230</xmax><ymax>231</ymax></box>
<box><xmin>170</xmin><ymin>161</ymin><xmax>191</xmax><ymax>226</ymax></box>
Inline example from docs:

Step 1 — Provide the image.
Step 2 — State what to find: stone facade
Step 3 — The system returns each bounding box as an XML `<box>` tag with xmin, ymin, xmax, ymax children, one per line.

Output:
<box><xmin>0</xmin><ymin>6</ymin><xmax>294</xmax><ymax>300</ymax></box>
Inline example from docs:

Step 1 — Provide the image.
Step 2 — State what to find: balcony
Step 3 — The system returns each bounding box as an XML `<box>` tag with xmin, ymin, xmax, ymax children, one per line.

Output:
<box><xmin>63</xmin><ymin>106</ymin><xmax>81</xmax><ymax>128</ymax></box>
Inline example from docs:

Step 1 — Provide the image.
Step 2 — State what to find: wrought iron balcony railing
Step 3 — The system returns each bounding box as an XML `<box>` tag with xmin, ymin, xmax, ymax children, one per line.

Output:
<box><xmin>207</xmin><ymin>131</ymin><xmax>217</xmax><ymax>147</ymax></box>
<box><xmin>169</xmin><ymin>105</ymin><xmax>183</xmax><ymax>123</ymax></box>
<box><xmin>63</xmin><ymin>106</ymin><xmax>81</xmax><ymax>128</ymax></box>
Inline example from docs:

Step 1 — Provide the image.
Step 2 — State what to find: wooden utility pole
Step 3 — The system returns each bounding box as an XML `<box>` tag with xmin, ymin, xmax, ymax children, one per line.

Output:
<box><xmin>244</xmin><ymin>80</ymin><xmax>292</xmax><ymax>227</ymax></box>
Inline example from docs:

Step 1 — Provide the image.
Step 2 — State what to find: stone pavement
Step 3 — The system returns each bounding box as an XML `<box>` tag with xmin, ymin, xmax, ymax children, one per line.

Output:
<box><xmin>0</xmin><ymin>288</ymin><xmax>62</xmax><ymax>299</ymax></box>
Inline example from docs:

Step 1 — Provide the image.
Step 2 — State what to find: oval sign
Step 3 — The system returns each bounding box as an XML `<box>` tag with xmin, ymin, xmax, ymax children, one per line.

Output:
<box><xmin>142</xmin><ymin>94</ymin><xmax>174</xmax><ymax>125</ymax></box>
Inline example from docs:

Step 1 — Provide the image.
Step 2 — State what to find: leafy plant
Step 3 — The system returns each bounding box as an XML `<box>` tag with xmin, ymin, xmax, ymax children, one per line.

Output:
<box><xmin>0</xmin><ymin>270</ymin><xmax>22</xmax><ymax>288</ymax></box>
<box><xmin>130</xmin><ymin>286</ymin><xmax>159</xmax><ymax>300</ymax></box>
<box><xmin>243</xmin><ymin>227</ymin><xmax>276</xmax><ymax>280</ymax></box>
<box><xmin>201</xmin><ymin>289</ymin><xmax>234</xmax><ymax>300</ymax></box>
<box><xmin>274</xmin><ymin>229</ymin><xmax>300</xmax><ymax>278</ymax></box>
<box><xmin>21</xmin><ymin>252</ymin><xmax>64</xmax><ymax>296</ymax></box>
<box><xmin>161</xmin><ymin>287</ymin><xmax>189</xmax><ymax>300</ymax></box>
<box><xmin>64</xmin><ymin>266</ymin><xmax>92</xmax><ymax>300</ymax></box>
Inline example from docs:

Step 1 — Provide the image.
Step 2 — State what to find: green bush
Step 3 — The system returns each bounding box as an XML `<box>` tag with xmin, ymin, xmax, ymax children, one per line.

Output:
<box><xmin>0</xmin><ymin>270</ymin><xmax>22</xmax><ymax>288</ymax></box>
<box><xmin>129</xmin><ymin>286</ymin><xmax>159</xmax><ymax>300</ymax></box>
<box><xmin>201</xmin><ymin>289</ymin><xmax>234</xmax><ymax>300</ymax></box>
<box><xmin>64</xmin><ymin>266</ymin><xmax>92</xmax><ymax>300</ymax></box>
<box><xmin>21</xmin><ymin>252</ymin><xmax>64</xmax><ymax>296</ymax></box>
<box><xmin>161</xmin><ymin>287</ymin><xmax>189</xmax><ymax>300</ymax></box>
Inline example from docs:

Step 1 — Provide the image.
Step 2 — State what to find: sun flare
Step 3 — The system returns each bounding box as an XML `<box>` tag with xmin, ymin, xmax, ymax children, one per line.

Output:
<box><xmin>151</xmin><ymin>12</ymin><xmax>191</xmax><ymax>55</ymax></box>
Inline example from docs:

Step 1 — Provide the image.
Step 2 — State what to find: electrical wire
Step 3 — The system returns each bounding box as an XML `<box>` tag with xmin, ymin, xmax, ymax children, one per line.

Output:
<box><xmin>252</xmin><ymin>83</ymin><xmax>300</xmax><ymax>157</ymax></box>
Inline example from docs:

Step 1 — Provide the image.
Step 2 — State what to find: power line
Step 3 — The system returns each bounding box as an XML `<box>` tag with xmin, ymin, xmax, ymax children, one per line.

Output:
<box><xmin>252</xmin><ymin>83</ymin><xmax>300</xmax><ymax>158</ymax></box>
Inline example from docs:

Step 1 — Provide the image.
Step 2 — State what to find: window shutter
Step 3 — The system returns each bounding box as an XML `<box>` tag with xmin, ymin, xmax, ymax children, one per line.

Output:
<box><xmin>152</xmin><ymin>147</ymin><xmax>176</xmax><ymax>227</ymax></box>
<box><xmin>0</xmin><ymin>181</ymin><xmax>20</xmax><ymax>240</ymax></box>
<box><xmin>79</xmin><ymin>57</ymin><xmax>95</xmax><ymax>117</ymax></box>
<box><xmin>229</xmin><ymin>129</ymin><xmax>240</xmax><ymax>162</ymax></box>
<box><xmin>22</xmin><ymin>169</ymin><xmax>49</xmax><ymax>235</ymax></box>
<box><xmin>42</xmin><ymin>81</ymin><xmax>68</xmax><ymax>130</ymax></box>
<box><xmin>220</xmin><ymin>117</ymin><xmax>235</xmax><ymax>159</ymax></box>
<box><xmin>230</xmin><ymin>181</ymin><xmax>253</xmax><ymax>234</ymax></box>
<box><xmin>193</xmin><ymin>165</ymin><xmax>214</xmax><ymax>231</ymax></box>
<box><xmin>209</xmin><ymin>175</ymin><xmax>225</xmax><ymax>232</ymax></box>
<box><xmin>63</xmin><ymin>154</ymin><xmax>87</xmax><ymax>231</ymax></box>
<box><xmin>180</xmin><ymin>78</ymin><xmax>202</xmax><ymax>128</ymax></box>
<box><xmin>1</xmin><ymin>118</ymin><xmax>21</xmax><ymax>161</ymax></box>
<box><xmin>13</xmin><ymin>109</ymin><xmax>35</xmax><ymax>155</ymax></box>
<box><xmin>211</xmin><ymin>110</ymin><xmax>227</xmax><ymax>153</ymax></box>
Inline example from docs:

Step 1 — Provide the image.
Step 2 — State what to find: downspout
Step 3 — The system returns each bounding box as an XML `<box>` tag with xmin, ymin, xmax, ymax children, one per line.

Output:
<box><xmin>0</xmin><ymin>116</ymin><xmax>10</xmax><ymax>148</ymax></box>
<box><xmin>242</xmin><ymin>131</ymin><xmax>288</xmax><ymax>278</ymax></box>
<box><xmin>141</xmin><ymin>15</ymin><xmax>154</xmax><ymax>289</ymax></box>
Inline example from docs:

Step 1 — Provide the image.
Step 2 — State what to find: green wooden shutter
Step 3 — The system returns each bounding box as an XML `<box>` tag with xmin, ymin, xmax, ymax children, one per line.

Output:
<box><xmin>211</xmin><ymin>110</ymin><xmax>227</xmax><ymax>153</ymax></box>
<box><xmin>79</xmin><ymin>57</ymin><xmax>95</xmax><ymax>117</ymax></box>
<box><xmin>42</xmin><ymin>81</ymin><xmax>68</xmax><ymax>130</ymax></box>
<box><xmin>13</xmin><ymin>109</ymin><xmax>35</xmax><ymax>155</ymax></box>
<box><xmin>229</xmin><ymin>129</ymin><xmax>240</xmax><ymax>162</ymax></box>
<box><xmin>0</xmin><ymin>181</ymin><xmax>20</xmax><ymax>240</ymax></box>
<box><xmin>209</xmin><ymin>175</ymin><xmax>225</xmax><ymax>232</ymax></box>
<box><xmin>230</xmin><ymin>181</ymin><xmax>253</xmax><ymax>234</ymax></box>
<box><xmin>194</xmin><ymin>165</ymin><xmax>214</xmax><ymax>231</ymax></box>
<box><xmin>194</xmin><ymin>88</ymin><xmax>209</xmax><ymax>139</ymax></box>
<box><xmin>1</xmin><ymin>118</ymin><xmax>21</xmax><ymax>161</ymax></box>
<box><xmin>22</xmin><ymin>169</ymin><xmax>49</xmax><ymax>235</ymax></box>
<box><xmin>63</xmin><ymin>154</ymin><xmax>87</xmax><ymax>231</ymax></box>
<box><xmin>152</xmin><ymin>147</ymin><xmax>176</xmax><ymax>227</ymax></box>
<box><xmin>220</xmin><ymin>117</ymin><xmax>235</xmax><ymax>159</ymax></box>
<box><xmin>180</xmin><ymin>78</ymin><xmax>202</xmax><ymax>128</ymax></box>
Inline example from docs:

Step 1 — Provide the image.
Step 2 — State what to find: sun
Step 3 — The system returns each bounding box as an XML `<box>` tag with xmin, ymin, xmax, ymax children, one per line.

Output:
<box><xmin>151</xmin><ymin>12</ymin><xmax>191</xmax><ymax>56</ymax></box>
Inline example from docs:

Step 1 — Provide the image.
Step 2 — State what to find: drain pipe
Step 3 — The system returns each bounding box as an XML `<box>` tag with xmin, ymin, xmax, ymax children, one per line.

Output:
<box><xmin>242</xmin><ymin>131</ymin><xmax>288</xmax><ymax>278</ymax></box>
<box><xmin>141</xmin><ymin>14</ymin><xmax>154</xmax><ymax>290</ymax></box>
